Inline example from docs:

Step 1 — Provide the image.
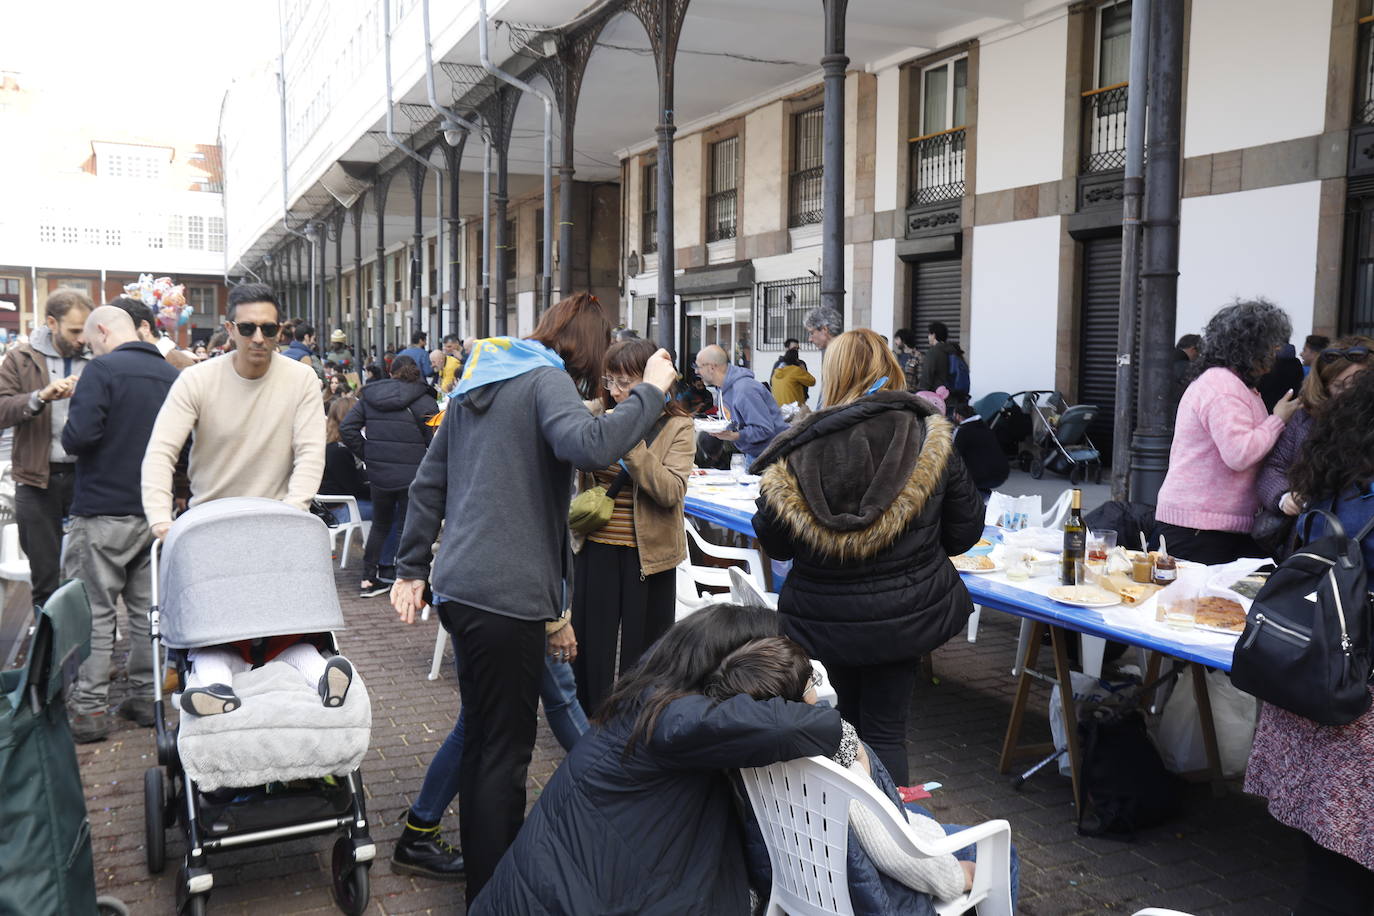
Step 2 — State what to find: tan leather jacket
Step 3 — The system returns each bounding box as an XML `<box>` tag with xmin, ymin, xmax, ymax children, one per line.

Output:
<box><xmin>0</xmin><ymin>341</ymin><xmax>68</xmax><ymax>488</ymax></box>
<box><xmin>574</xmin><ymin>411</ymin><xmax>695</xmax><ymax>577</ymax></box>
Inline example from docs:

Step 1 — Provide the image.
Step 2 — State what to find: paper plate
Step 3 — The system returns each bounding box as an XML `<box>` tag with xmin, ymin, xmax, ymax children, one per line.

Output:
<box><xmin>1047</xmin><ymin>586</ymin><xmax>1119</xmax><ymax>608</ymax></box>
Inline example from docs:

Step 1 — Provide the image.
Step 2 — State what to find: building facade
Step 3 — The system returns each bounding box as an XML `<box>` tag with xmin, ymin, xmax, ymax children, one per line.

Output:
<box><xmin>0</xmin><ymin>70</ymin><xmax>228</xmax><ymax>344</ymax></box>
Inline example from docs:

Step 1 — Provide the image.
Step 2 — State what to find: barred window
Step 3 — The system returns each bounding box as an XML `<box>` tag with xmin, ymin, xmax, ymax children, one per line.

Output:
<box><xmin>642</xmin><ymin>163</ymin><xmax>658</xmax><ymax>254</ymax></box>
<box><xmin>707</xmin><ymin>137</ymin><xmax>739</xmax><ymax>242</ymax></box>
<box><xmin>788</xmin><ymin>108</ymin><xmax>823</xmax><ymax>228</ymax></box>
<box><xmin>758</xmin><ymin>277</ymin><xmax>820</xmax><ymax>346</ymax></box>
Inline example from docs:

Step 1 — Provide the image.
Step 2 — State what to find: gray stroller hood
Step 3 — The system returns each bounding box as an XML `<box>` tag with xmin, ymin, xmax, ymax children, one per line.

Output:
<box><xmin>159</xmin><ymin>498</ymin><xmax>345</xmax><ymax>650</ymax></box>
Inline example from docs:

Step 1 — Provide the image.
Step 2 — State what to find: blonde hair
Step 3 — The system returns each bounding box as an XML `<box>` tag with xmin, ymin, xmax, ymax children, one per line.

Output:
<box><xmin>820</xmin><ymin>328</ymin><xmax>905</xmax><ymax>407</ymax></box>
<box><xmin>1299</xmin><ymin>334</ymin><xmax>1374</xmax><ymax>411</ymax></box>
<box><xmin>326</xmin><ymin>395</ymin><xmax>356</xmax><ymax>445</ymax></box>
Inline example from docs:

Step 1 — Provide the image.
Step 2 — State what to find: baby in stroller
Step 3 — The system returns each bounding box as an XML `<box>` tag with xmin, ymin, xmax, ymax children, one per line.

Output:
<box><xmin>182</xmin><ymin>639</ymin><xmax>354</xmax><ymax>717</ymax></box>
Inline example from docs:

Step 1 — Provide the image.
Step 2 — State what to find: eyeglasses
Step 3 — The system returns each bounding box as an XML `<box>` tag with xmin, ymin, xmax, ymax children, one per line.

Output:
<box><xmin>602</xmin><ymin>375</ymin><xmax>638</xmax><ymax>391</ymax></box>
<box><xmin>233</xmin><ymin>321</ymin><xmax>281</xmax><ymax>339</ymax></box>
<box><xmin>807</xmin><ymin>668</ymin><xmax>824</xmax><ymax>692</ymax></box>
<box><xmin>1320</xmin><ymin>346</ymin><xmax>1370</xmax><ymax>364</ymax></box>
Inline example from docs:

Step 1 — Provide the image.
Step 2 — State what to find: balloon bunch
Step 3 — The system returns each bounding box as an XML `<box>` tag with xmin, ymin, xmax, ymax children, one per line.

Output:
<box><xmin>124</xmin><ymin>273</ymin><xmax>192</xmax><ymax>329</ymax></box>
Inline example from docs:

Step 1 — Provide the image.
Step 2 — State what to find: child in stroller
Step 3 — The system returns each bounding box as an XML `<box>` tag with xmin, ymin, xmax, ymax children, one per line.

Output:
<box><xmin>182</xmin><ymin>638</ymin><xmax>354</xmax><ymax>716</ymax></box>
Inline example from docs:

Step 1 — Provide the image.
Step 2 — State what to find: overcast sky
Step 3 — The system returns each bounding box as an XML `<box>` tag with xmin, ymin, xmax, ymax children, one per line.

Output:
<box><xmin>2</xmin><ymin>0</ymin><xmax>275</xmax><ymax>138</ymax></box>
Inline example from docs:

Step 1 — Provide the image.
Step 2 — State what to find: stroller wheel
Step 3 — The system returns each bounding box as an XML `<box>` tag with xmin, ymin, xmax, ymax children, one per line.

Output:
<box><xmin>1018</xmin><ymin>452</ymin><xmax>1032</xmax><ymax>473</ymax></box>
<box><xmin>1029</xmin><ymin>457</ymin><xmax>1045</xmax><ymax>480</ymax></box>
<box><xmin>144</xmin><ymin>767</ymin><xmax>167</xmax><ymax>874</ymax></box>
<box><xmin>332</xmin><ymin>836</ymin><xmax>371</xmax><ymax>916</ymax></box>
<box><xmin>95</xmin><ymin>897</ymin><xmax>130</xmax><ymax>916</ymax></box>
<box><xmin>178</xmin><ymin>895</ymin><xmax>207</xmax><ymax>916</ymax></box>
<box><xmin>1093</xmin><ymin>463</ymin><xmax>1104</xmax><ymax>485</ymax></box>
<box><xmin>1069</xmin><ymin>463</ymin><xmax>1086</xmax><ymax>485</ymax></box>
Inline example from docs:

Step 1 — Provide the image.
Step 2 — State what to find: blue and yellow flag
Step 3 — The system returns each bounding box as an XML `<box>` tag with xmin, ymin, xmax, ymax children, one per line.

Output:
<box><xmin>452</xmin><ymin>337</ymin><xmax>565</xmax><ymax>403</ymax></box>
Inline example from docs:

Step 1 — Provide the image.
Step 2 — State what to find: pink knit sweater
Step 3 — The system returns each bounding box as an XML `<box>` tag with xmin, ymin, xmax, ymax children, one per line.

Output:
<box><xmin>1155</xmin><ymin>367</ymin><xmax>1286</xmax><ymax>533</ymax></box>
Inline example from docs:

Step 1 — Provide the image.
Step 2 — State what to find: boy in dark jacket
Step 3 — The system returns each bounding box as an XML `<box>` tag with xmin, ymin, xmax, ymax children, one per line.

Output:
<box><xmin>951</xmin><ymin>402</ymin><xmax>1010</xmax><ymax>500</ymax></box>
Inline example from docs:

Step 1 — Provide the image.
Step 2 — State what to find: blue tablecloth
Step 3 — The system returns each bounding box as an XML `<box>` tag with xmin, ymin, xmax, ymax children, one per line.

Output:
<box><xmin>683</xmin><ymin>492</ymin><xmax>1234</xmax><ymax>671</ymax></box>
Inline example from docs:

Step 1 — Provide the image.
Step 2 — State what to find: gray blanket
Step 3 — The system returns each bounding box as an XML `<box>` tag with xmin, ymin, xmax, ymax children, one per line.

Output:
<box><xmin>177</xmin><ymin>660</ymin><xmax>372</xmax><ymax>791</ymax></box>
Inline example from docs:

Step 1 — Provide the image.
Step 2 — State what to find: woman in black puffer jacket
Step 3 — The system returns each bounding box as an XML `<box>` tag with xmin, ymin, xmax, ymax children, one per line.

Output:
<box><xmin>751</xmin><ymin>329</ymin><xmax>983</xmax><ymax>785</ymax></box>
<box><xmin>340</xmin><ymin>355</ymin><xmax>437</xmax><ymax>596</ymax></box>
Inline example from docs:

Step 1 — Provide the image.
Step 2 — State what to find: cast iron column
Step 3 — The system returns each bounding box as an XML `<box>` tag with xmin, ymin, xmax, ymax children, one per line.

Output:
<box><xmin>409</xmin><ymin>159</ymin><xmax>426</xmax><ymax>339</ymax></box>
<box><xmin>375</xmin><ymin>177</ymin><xmax>390</xmax><ymax>359</ymax></box>
<box><xmin>443</xmin><ymin>137</ymin><xmax>465</xmax><ymax>337</ymax></box>
<box><xmin>351</xmin><ymin>202</ymin><xmax>366</xmax><ymax>369</ymax></box>
<box><xmin>332</xmin><ymin>212</ymin><xmax>344</xmax><ymax>339</ymax></box>
<box><xmin>558</xmin><ymin>142</ymin><xmax>574</xmax><ymax>299</ymax></box>
<box><xmin>653</xmin><ymin>0</ymin><xmax>677</xmax><ymax>353</ymax></box>
<box><xmin>820</xmin><ymin>0</ymin><xmax>849</xmax><ymax>319</ymax></box>
<box><xmin>1129</xmin><ymin>0</ymin><xmax>1185</xmax><ymax>504</ymax></box>
<box><xmin>494</xmin><ymin>141</ymin><xmax>510</xmax><ymax>336</ymax></box>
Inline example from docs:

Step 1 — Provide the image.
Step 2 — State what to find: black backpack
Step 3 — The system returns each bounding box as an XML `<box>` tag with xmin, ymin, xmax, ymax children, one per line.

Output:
<box><xmin>1229</xmin><ymin>508</ymin><xmax>1374</xmax><ymax>726</ymax></box>
<box><xmin>1077</xmin><ymin>700</ymin><xmax>1182</xmax><ymax>838</ymax></box>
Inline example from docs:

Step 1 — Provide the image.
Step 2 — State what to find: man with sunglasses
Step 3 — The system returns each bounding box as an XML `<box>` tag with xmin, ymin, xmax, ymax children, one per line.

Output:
<box><xmin>141</xmin><ymin>283</ymin><xmax>325</xmax><ymax>540</ymax></box>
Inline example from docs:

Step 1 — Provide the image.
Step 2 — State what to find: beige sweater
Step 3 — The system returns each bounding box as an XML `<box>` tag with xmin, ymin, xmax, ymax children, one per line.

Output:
<box><xmin>141</xmin><ymin>353</ymin><xmax>325</xmax><ymax>527</ymax></box>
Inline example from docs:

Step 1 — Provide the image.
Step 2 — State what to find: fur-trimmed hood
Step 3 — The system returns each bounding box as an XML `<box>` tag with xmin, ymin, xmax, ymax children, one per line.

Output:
<box><xmin>753</xmin><ymin>391</ymin><xmax>955</xmax><ymax>563</ymax></box>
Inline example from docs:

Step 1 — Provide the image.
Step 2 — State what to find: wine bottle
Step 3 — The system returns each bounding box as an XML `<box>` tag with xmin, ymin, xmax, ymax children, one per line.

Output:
<box><xmin>1060</xmin><ymin>488</ymin><xmax>1085</xmax><ymax>586</ymax></box>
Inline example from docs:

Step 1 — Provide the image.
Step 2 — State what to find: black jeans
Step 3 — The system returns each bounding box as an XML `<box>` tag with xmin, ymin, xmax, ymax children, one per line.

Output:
<box><xmin>443</xmin><ymin>601</ymin><xmax>544</xmax><ymax>904</ymax></box>
<box><xmin>1298</xmin><ymin>834</ymin><xmax>1374</xmax><ymax>916</ymax></box>
<box><xmin>571</xmin><ymin>540</ymin><xmax>675</xmax><ymax>714</ymax></box>
<box><xmin>825</xmin><ymin>659</ymin><xmax>917</xmax><ymax>786</ymax></box>
<box><xmin>361</xmin><ymin>486</ymin><xmax>408</xmax><ymax>580</ymax></box>
<box><xmin>1152</xmin><ymin>522</ymin><xmax>1261</xmax><ymax>566</ymax></box>
<box><xmin>16</xmin><ymin>464</ymin><xmax>76</xmax><ymax>607</ymax></box>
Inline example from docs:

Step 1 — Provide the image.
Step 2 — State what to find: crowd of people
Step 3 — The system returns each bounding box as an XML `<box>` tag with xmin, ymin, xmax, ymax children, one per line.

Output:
<box><xmin>1</xmin><ymin>278</ymin><xmax>1370</xmax><ymax>913</ymax></box>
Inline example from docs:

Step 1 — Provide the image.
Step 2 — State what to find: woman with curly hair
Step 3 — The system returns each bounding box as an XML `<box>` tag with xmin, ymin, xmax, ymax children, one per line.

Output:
<box><xmin>1153</xmin><ymin>299</ymin><xmax>1302</xmax><ymax>563</ymax></box>
<box><xmin>1245</xmin><ymin>365</ymin><xmax>1374</xmax><ymax>914</ymax></box>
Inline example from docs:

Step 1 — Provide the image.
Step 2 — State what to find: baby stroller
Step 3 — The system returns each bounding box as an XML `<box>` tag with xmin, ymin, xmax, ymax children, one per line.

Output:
<box><xmin>143</xmin><ymin>498</ymin><xmax>374</xmax><ymax>915</ymax></box>
<box><xmin>1018</xmin><ymin>391</ymin><xmax>1103</xmax><ymax>485</ymax></box>
<box><xmin>972</xmin><ymin>390</ymin><xmax>1033</xmax><ymax>460</ymax></box>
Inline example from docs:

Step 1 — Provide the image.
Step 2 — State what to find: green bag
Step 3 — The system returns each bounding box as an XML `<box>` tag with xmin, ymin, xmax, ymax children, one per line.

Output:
<box><xmin>569</xmin><ymin>483</ymin><xmax>619</xmax><ymax>536</ymax></box>
<box><xmin>568</xmin><ymin>422</ymin><xmax>663</xmax><ymax>536</ymax></box>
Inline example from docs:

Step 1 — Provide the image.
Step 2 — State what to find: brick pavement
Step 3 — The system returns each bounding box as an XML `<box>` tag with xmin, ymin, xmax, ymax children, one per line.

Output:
<box><xmin>73</xmin><ymin>560</ymin><xmax>1306</xmax><ymax>915</ymax></box>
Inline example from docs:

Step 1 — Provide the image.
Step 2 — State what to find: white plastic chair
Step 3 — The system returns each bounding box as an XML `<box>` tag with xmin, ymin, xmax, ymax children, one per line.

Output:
<box><xmin>741</xmin><ymin>756</ymin><xmax>1014</xmax><ymax>916</ymax></box>
<box><xmin>317</xmin><ymin>495</ymin><xmax>369</xmax><ymax>569</ymax></box>
<box><xmin>1041</xmin><ymin>488</ymin><xmax>1074</xmax><ymax>529</ymax></box>
<box><xmin>675</xmin><ymin>561</ymin><xmax>724</xmax><ymax>620</ymax></box>
<box><xmin>0</xmin><ymin>517</ymin><xmax>30</xmax><ymax>585</ymax></box>
<box><xmin>684</xmin><ymin>519</ymin><xmax>768</xmax><ymax>591</ymax></box>
<box><xmin>421</xmin><ymin>604</ymin><xmax>449</xmax><ymax>681</ymax></box>
<box><xmin>727</xmin><ymin>566</ymin><xmax>779</xmax><ymax>610</ymax></box>
<box><xmin>1131</xmin><ymin>910</ymin><xmax>1196</xmax><ymax>916</ymax></box>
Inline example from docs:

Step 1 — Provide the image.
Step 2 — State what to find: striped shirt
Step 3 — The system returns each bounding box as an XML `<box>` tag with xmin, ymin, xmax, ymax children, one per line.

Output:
<box><xmin>587</xmin><ymin>465</ymin><xmax>636</xmax><ymax>548</ymax></box>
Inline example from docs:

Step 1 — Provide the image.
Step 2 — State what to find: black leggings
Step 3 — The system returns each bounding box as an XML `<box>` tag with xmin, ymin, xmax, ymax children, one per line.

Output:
<box><xmin>825</xmin><ymin>660</ymin><xmax>917</xmax><ymax>786</ymax></box>
<box><xmin>1298</xmin><ymin>834</ymin><xmax>1374</xmax><ymax>916</ymax></box>
<box><xmin>362</xmin><ymin>486</ymin><xmax>408</xmax><ymax>579</ymax></box>
<box><xmin>571</xmin><ymin>540</ymin><xmax>675</xmax><ymax>714</ymax></box>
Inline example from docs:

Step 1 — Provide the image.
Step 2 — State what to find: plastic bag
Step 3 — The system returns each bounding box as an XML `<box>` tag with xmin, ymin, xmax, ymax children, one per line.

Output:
<box><xmin>1155</xmin><ymin>667</ymin><xmax>1257</xmax><ymax>778</ymax></box>
<box><xmin>985</xmin><ymin>492</ymin><xmax>1042</xmax><ymax>530</ymax></box>
<box><xmin>1050</xmin><ymin>672</ymin><xmax>1137</xmax><ymax>776</ymax></box>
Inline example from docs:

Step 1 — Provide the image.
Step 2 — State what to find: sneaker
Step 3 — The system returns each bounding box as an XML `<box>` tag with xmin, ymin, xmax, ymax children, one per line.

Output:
<box><xmin>359</xmin><ymin>580</ymin><xmax>389</xmax><ymax>598</ymax></box>
<box><xmin>70</xmin><ymin>711</ymin><xmax>111</xmax><ymax>744</ymax></box>
<box><xmin>181</xmin><ymin>684</ymin><xmax>241</xmax><ymax>717</ymax></box>
<box><xmin>319</xmin><ymin>657</ymin><xmax>353</xmax><ymax>708</ymax></box>
<box><xmin>117</xmin><ymin>696</ymin><xmax>156</xmax><ymax>727</ymax></box>
<box><xmin>392</xmin><ymin>820</ymin><xmax>465</xmax><ymax>881</ymax></box>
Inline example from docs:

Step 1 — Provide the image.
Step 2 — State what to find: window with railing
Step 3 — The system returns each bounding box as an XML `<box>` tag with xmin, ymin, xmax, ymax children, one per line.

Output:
<box><xmin>908</xmin><ymin>57</ymin><xmax>967</xmax><ymax>207</ymax></box>
<box><xmin>758</xmin><ymin>277</ymin><xmax>821</xmax><ymax>346</ymax></box>
<box><xmin>788</xmin><ymin>107</ymin><xmax>824</xmax><ymax>228</ymax></box>
<box><xmin>642</xmin><ymin>163</ymin><xmax>658</xmax><ymax>254</ymax></box>
<box><xmin>1081</xmin><ymin>2</ymin><xmax>1131</xmax><ymax>173</ymax></box>
<box><xmin>707</xmin><ymin>136</ymin><xmax>739</xmax><ymax>242</ymax></box>
<box><xmin>1357</xmin><ymin>15</ymin><xmax>1374</xmax><ymax>124</ymax></box>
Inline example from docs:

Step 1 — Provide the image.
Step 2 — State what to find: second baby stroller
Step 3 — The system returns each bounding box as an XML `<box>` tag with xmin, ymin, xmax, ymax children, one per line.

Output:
<box><xmin>143</xmin><ymin>498</ymin><xmax>374</xmax><ymax>915</ymax></box>
<box><xmin>1018</xmin><ymin>392</ymin><xmax>1103</xmax><ymax>484</ymax></box>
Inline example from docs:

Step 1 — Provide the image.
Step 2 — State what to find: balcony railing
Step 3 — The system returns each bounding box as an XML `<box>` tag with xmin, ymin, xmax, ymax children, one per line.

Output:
<box><xmin>1358</xmin><ymin>19</ymin><xmax>1374</xmax><ymax>124</ymax></box>
<box><xmin>706</xmin><ymin>188</ymin><xmax>738</xmax><ymax>242</ymax></box>
<box><xmin>1081</xmin><ymin>82</ymin><xmax>1129</xmax><ymax>174</ymax></box>
<box><xmin>907</xmin><ymin>127</ymin><xmax>966</xmax><ymax>208</ymax></box>
<box><xmin>642</xmin><ymin>209</ymin><xmax>657</xmax><ymax>255</ymax></box>
<box><xmin>788</xmin><ymin>166</ymin><xmax>823</xmax><ymax>228</ymax></box>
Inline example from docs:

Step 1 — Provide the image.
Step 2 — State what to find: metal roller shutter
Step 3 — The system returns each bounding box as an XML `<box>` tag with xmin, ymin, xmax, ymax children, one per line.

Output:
<box><xmin>910</xmin><ymin>259</ymin><xmax>963</xmax><ymax>352</ymax></box>
<box><xmin>1078</xmin><ymin>236</ymin><xmax>1123</xmax><ymax>456</ymax></box>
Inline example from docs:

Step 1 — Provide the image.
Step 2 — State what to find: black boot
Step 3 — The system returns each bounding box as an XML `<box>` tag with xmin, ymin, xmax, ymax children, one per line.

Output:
<box><xmin>391</xmin><ymin>817</ymin><xmax>465</xmax><ymax>881</ymax></box>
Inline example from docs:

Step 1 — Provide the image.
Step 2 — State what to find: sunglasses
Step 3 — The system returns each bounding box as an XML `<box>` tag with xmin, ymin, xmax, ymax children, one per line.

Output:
<box><xmin>602</xmin><ymin>375</ymin><xmax>638</xmax><ymax>391</ymax></box>
<box><xmin>233</xmin><ymin>321</ymin><xmax>281</xmax><ymax>338</ymax></box>
<box><xmin>807</xmin><ymin>668</ymin><xmax>824</xmax><ymax>692</ymax></box>
<box><xmin>1319</xmin><ymin>346</ymin><xmax>1370</xmax><ymax>364</ymax></box>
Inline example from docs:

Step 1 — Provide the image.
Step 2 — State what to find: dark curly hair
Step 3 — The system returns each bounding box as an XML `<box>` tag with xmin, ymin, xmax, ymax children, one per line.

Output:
<box><xmin>1191</xmin><ymin>298</ymin><xmax>1292</xmax><ymax>389</ymax></box>
<box><xmin>1289</xmin><ymin>365</ymin><xmax>1374</xmax><ymax>504</ymax></box>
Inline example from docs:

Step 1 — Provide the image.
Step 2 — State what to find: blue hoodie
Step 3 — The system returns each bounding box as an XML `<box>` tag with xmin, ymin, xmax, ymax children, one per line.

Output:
<box><xmin>720</xmin><ymin>364</ymin><xmax>788</xmax><ymax>462</ymax></box>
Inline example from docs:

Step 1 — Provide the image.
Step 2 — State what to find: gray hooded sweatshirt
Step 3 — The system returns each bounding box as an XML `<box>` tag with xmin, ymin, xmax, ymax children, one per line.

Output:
<box><xmin>395</xmin><ymin>366</ymin><xmax>662</xmax><ymax>621</ymax></box>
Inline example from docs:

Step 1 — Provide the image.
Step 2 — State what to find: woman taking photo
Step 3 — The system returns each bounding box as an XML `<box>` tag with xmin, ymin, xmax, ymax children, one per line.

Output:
<box><xmin>339</xmin><ymin>354</ymin><xmax>436</xmax><ymax>597</ymax></box>
<box><xmin>471</xmin><ymin>604</ymin><xmax>842</xmax><ymax>915</ymax></box>
<box><xmin>1154</xmin><ymin>299</ymin><xmax>1301</xmax><ymax>563</ymax></box>
<box><xmin>1245</xmin><ymin>366</ymin><xmax>1374</xmax><ymax>915</ymax></box>
<box><xmin>571</xmin><ymin>337</ymin><xmax>695</xmax><ymax>713</ymax></box>
<box><xmin>1255</xmin><ymin>336</ymin><xmax>1373</xmax><ymax>539</ymax></box>
<box><xmin>751</xmin><ymin>327</ymin><xmax>984</xmax><ymax>785</ymax></box>
<box><xmin>389</xmin><ymin>292</ymin><xmax>677</xmax><ymax>903</ymax></box>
